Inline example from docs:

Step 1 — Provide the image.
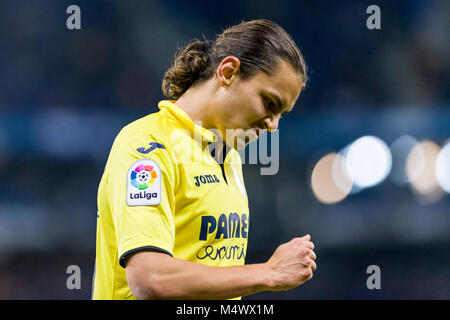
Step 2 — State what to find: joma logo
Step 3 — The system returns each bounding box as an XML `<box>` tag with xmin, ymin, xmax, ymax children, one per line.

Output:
<box><xmin>194</xmin><ymin>174</ymin><xmax>220</xmax><ymax>187</ymax></box>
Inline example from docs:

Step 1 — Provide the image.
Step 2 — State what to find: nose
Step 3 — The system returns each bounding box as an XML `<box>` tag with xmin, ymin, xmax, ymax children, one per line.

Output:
<box><xmin>263</xmin><ymin>114</ymin><xmax>281</xmax><ymax>132</ymax></box>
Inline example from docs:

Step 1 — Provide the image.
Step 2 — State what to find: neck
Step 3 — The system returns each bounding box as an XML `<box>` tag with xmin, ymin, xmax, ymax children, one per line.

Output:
<box><xmin>174</xmin><ymin>82</ymin><xmax>228</xmax><ymax>158</ymax></box>
<box><xmin>174</xmin><ymin>82</ymin><xmax>217</xmax><ymax>130</ymax></box>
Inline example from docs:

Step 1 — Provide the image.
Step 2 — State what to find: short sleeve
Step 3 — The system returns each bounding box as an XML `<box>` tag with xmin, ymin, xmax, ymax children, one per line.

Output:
<box><xmin>106</xmin><ymin>131</ymin><xmax>177</xmax><ymax>268</ymax></box>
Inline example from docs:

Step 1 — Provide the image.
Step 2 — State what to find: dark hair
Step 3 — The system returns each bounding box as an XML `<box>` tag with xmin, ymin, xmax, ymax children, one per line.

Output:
<box><xmin>161</xmin><ymin>19</ymin><xmax>308</xmax><ymax>100</ymax></box>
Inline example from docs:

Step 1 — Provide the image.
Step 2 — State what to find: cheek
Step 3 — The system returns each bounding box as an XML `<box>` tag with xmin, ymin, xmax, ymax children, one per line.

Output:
<box><xmin>223</xmin><ymin>85</ymin><xmax>263</xmax><ymax>127</ymax></box>
<box><xmin>225</xmin><ymin>111</ymin><xmax>248</xmax><ymax>129</ymax></box>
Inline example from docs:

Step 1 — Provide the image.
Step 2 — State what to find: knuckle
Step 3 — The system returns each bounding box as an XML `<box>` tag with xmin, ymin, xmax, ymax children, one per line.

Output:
<box><xmin>298</xmin><ymin>250</ymin><xmax>306</xmax><ymax>258</ymax></box>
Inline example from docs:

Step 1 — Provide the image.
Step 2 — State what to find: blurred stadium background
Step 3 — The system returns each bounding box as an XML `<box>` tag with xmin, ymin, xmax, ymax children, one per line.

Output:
<box><xmin>0</xmin><ymin>0</ymin><xmax>449</xmax><ymax>299</ymax></box>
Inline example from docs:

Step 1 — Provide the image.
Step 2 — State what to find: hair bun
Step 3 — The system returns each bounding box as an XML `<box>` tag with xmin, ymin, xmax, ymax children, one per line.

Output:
<box><xmin>161</xmin><ymin>39</ymin><xmax>211</xmax><ymax>99</ymax></box>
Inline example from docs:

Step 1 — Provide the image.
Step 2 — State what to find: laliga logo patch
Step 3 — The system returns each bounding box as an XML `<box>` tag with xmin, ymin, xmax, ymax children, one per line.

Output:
<box><xmin>127</xmin><ymin>159</ymin><xmax>161</xmax><ymax>206</ymax></box>
<box><xmin>130</xmin><ymin>164</ymin><xmax>157</xmax><ymax>190</ymax></box>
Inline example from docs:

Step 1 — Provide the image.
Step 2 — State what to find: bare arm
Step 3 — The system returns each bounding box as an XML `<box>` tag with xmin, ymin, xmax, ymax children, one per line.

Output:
<box><xmin>125</xmin><ymin>234</ymin><xmax>316</xmax><ymax>300</ymax></box>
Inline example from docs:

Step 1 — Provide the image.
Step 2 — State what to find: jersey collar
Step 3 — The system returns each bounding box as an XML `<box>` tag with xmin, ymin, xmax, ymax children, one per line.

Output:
<box><xmin>158</xmin><ymin>100</ymin><xmax>217</xmax><ymax>144</ymax></box>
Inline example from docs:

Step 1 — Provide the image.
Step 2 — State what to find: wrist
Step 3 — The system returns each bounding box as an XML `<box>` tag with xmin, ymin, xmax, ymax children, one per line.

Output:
<box><xmin>251</xmin><ymin>262</ymin><xmax>274</xmax><ymax>291</ymax></box>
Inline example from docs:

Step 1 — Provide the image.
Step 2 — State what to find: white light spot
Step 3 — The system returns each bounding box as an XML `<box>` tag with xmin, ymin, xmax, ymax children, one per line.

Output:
<box><xmin>344</xmin><ymin>136</ymin><xmax>392</xmax><ymax>188</ymax></box>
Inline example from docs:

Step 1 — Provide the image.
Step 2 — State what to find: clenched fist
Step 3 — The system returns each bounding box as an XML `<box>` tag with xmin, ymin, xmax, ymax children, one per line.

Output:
<box><xmin>264</xmin><ymin>234</ymin><xmax>317</xmax><ymax>291</ymax></box>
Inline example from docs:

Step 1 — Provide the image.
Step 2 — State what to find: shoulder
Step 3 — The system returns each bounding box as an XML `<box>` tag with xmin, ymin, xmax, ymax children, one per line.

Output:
<box><xmin>114</xmin><ymin>113</ymin><xmax>169</xmax><ymax>150</ymax></box>
<box><xmin>110</xmin><ymin>111</ymin><xmax>181</xmax><ymax>161</ymax></box>
<box><xmin>106</xmin><ymin>113</ymin><xmax>178</xmax><ymax>176</ymax></box>
<box><xmin>105</xmin><ymin>113</ymin><xmax>181</xmax><ymax>190</ymax></box>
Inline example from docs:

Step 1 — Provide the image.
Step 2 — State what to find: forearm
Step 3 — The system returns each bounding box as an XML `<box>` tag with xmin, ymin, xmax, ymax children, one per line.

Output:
<box><xmin>126</xmin><ymin>253</ymin><xmax>271</xmax><ymax>300</ymax></box>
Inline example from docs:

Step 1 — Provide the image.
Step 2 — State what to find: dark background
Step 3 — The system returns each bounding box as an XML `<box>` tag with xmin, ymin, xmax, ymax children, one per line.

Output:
<box><xmin>0</xmin><ymin>0</ymin><xmax>448</xmax><ymax>299</ymax></box>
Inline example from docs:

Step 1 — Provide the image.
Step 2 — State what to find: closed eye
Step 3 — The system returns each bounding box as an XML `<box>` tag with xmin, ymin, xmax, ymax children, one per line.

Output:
<box><xmin>261</xmin><ymin>91</ymin><xmax>291</xmax><ymax>122</ymax></box>
<box><xmin>263</xmin><ymin>95</ymin><xmax>290</xmax><ymax>119</ymax></box>
<box><xmin>262</xmin><ymin>95</ymin><xmax>277</xmax><ymax>113</ymax></box>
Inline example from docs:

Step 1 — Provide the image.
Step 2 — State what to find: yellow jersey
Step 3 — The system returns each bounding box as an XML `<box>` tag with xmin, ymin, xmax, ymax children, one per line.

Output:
<box><xmin>92</xmin><ymin>100</ymin><xmax>249</xmax><ymax>299</ymax></box>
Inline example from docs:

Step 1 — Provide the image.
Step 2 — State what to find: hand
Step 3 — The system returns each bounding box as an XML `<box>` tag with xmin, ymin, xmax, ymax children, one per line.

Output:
<box><xmin>264</xmin><ymin>234</ymin><xmax>317</xmax><ymax>291</ymax></box>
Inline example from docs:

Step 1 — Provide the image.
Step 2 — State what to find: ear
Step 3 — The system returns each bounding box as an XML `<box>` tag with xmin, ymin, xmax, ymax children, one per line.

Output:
<box><xmin>216</xmin><ymin>56</ymin><xmax>240</xmax><ymax>87</ymax></box>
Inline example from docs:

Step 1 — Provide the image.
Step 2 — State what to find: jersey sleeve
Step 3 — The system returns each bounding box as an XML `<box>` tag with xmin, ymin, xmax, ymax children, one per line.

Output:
<box><xmin>106</xmin><ymin>130</ymin><xmax>178</xmax><ymax>268</ymax></box>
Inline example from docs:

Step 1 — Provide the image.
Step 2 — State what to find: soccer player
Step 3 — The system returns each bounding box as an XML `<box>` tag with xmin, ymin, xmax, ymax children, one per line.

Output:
<box><xmin>92</xmin><ymin>19</ymin><xmax>316</xmax><ymax>300</ymax></box>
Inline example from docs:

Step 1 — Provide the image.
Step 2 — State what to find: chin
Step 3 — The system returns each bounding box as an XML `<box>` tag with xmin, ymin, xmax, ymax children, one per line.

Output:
<box><xmin>236</xmin><ymin>140</ymin><xmax>247</xmax><ymax>150</ymax></box>
<box><xmin>223</xmin><ymin>136</ymin><xmax>246</xmax><ymax>150</ymax></box>
<box><xmin>237</xmin><ymin>136</ymin><xmax>259</xmax><ymax>150</ymax></box>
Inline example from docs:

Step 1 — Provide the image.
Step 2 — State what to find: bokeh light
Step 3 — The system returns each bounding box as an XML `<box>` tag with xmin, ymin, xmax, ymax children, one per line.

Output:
<box><xmin>435</xmin><ymin>141</ymin><xmax>450</xmax><ymax>193</ymax></box>
<box><xmin>344</xmin><ymin>136</ymin><xmax>392</xmax><ymax>189</ymax></box>
<box><xmin>311</xmin><ymin>153</ymin><xmax>353</xmax><ymax>204</ymax></box>
<box><xmin>406</xmin><ymin>140</ymin><xmax>443</xmax><ymax>202</ymax></box>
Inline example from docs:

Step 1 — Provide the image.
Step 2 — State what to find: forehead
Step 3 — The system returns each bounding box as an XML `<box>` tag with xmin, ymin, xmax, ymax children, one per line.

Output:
<box><xmin>249</xmin><ymin>59</ymin><xmax>303</xmax><ymax>110</ymax></box>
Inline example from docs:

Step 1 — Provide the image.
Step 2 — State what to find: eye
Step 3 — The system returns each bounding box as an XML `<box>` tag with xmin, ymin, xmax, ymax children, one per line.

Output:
<box><xmin>263</xmin><ymin>96</ymin><xmax>276</xmax><ymax>113</ymax></box>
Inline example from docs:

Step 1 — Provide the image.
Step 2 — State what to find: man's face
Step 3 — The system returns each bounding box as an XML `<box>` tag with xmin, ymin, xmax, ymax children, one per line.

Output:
<box><xmin>214</xmin><ymin>58</ymin><xmax>304</xmax><ymax>149</ymax></box>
